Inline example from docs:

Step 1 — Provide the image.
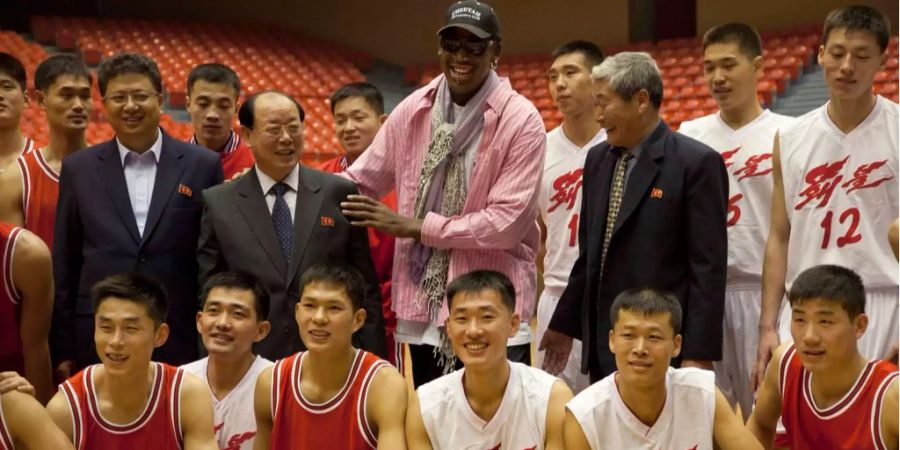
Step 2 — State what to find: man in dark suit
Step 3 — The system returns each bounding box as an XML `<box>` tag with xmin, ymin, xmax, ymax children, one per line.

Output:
<box><xmin>540</xmin><ymin>52</ymin><xmax>728</xmax><ymax>382</ymax></box>
<box><xmin>53</xmin><ymin>53</ymin><xmax>224</xmax><ymax>373</ymax></box>
<box><xmin>197</xmin><ymin>91</ymin><xmax>386</xmax><ymax>360</ymax></box>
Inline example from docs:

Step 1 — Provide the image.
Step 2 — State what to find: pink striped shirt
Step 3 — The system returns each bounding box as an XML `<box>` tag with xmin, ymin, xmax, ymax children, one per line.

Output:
<box><xmin>345</xmin><ymin>75</ymin><xmax>546</xmax><ymax>324</ymax></box>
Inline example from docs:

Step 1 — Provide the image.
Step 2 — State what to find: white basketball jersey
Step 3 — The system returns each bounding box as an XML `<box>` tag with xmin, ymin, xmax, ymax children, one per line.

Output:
<box><xmin>417</xmin><ymin>361</ymin><xmax>558</xmax><ymax>450</ymax></box>
<box><xmin>181</xmin><ymin>355</ymin><xmax>273</xmax><ymax>450</ymax></box>
<box><xmin>539</xmin><ymin>126</ymin><xmax>607</xmax><ymax>295</ymax></box>
<box><xmin>780</xmin><ymin>96</ymin><xmax>899</xmax><ymax>289</ymax></box>
<box><xmin>679</xmin><ymin>111</ymin><xmax>795</xmax><ymax>282</ymax></box>
<box><xmin>567</xmin><ymin>367</ymin><xmax>715</xmax><ymax>450</ymax></box>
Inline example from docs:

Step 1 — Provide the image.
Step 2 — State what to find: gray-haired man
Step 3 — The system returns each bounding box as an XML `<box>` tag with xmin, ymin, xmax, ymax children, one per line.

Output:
<box><xmin>539</xmin><ymin>52</ymin><xmax>729</xmax><ymax>382</ymax></box>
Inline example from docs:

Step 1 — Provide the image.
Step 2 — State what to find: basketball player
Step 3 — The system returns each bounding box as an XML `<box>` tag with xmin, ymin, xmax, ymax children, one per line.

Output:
<box><xmin>186</xmin><ymin>63</ymin><xmax>255</xmax><ymax>180</ymax></box>
<box><xmin>407</xmin><ymin>270</ymin><xmax>573</xmax><ymax>450</ymax></box>
<box><xmin>0</xmin><ymin>53</ymin><xmax>32</xmax><ymax>173</ymax></box>
<box><xmin>0</xmin><ymin>54</ymin><xmax>92</xmax><ymax>247</ymax></box>
<box><xmin>0</xmin><ymin>389</ymin><xmax>74</xmax><ymax>450</ymax></box>
<box><xmin>564</xmin><ymin>288</ymin><xmax>762</xmax><ymax>450</ymax></box>
<box><xmin>536</xmin><ymin>40</ymin><xmax>605</xmax><ymax>395</ymax></box>
<box><xmin>754</xmin><ymin>5</ymin><xmax>898</xmax><ymax>389</ymax></box>
<box><xmin>0</xmin><ymin>223</ymin><xmax>53</xmax><ymax>404</ymax></box>
<box><xmin>678</xmin><ymin>23</ymin><xmax>795</xmax><ymax>419</ymax></box>
<box><xmin>46</xmin><ymin>272</ymin><xmax>218</xmax><ymax>449</ymax></box>
<box><xmin>253</xmin><ymin>264</ymin><xmax>407</xmax><ymax>450</ymax></box>
<box><xmin>748</xmin><ymin>265</ymin><xmax>898</xmax><ymax>449</ymax></box>
<box><xmin>182</xmin><ymin>271</ymin><xmax>273</xmax><ymax>450</ymax></box>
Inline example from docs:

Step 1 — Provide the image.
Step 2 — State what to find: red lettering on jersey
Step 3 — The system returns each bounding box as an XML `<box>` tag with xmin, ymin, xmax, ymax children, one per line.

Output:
<box><xmin>734</xmin><ymin>153</ymin><xmax>773</xmax><ymax>181</ymax></box>
<box><xmin>841</xmin><ymin>160</ymin><xmax>893</xmax><ymax>194</ymax></box>
<box><xmin>214</xmin><ymin>422</ymin><xmax>224</xmax><ymax>433</ymax></box>
<box><xmin>687</xmin><ymin>445</ymin><xmax>698</xmax><ymax>450</ymax></box>
<box><xmin>720</xmin><ymin>147</ymin><xmax>740</xmax><ymax>169</ymax></box>
<box><xmin>794</xmin><ymin>156</ymin><xmax>850</xmax><ymax>210</ymax></box>
<box><xmin>223</xmin><ymin>431</ymin><xmax>256</xmax><ymax>450</ymax></box>
<box><xmin>487</xmin><ymin>444</ymin><xmax>501</xmax><ymax>450</ymax></box>
<box><xmin>548</xmin><ymin>169</ymin><xmax>584</xmax><ymax>213</ymax></box>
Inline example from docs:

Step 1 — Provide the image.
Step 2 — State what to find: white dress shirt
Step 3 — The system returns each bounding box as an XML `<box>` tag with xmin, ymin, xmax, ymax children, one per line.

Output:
<box><xmin>118</xmin><ymin>131</ymin><xmax>163</xmax><ymax>236</ymax></box>
<box><xmin>255</xmin><ymin>164</ymin><xmax>299</xmax><ymax>221</ymax></box>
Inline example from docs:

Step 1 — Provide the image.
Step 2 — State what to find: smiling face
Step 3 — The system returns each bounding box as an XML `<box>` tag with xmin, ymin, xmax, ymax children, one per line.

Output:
<box><xmin>818</xmin><ymin>27</ymin><xmax>886</xmax><ymax>102</ymax></box>
<box><xmin>702</xmin><ymin>41</ymin><xmax>763</xmax><ymax>113</ymax></box>
<box><xmin>548</xmin><ymin>51</ymin><xmax>596</xmax><ymax>119</ymax></box>
<box><xmin>295</xmin><ymin>282</ymin><xmax>365</xmax><ymax>355</ymax></box>
<box><xmin>39</xmin><ymin>74</ymin><xmax>92</xmax><ymax>132</ymax></box>
<box><xmin>103</xmin><ymin>73</ymin><xmax>163</xmax><ymax>144</ymax></box>
<box><xmin>592</xmin><ymin>79</ymin><xmax>648</xmax><ymax>148</ymax></box>
<box><xmin>609</xmin><ymin>309</ymin><xmax>681</xmax><ymax>389</ymax></box>
<box><xmin>438</xmin><ymin>27</ymin><xmax>499</xmax><ymax>105</ymax></box>
<box><xmin>94</xmin><ymin>297</ymin><xmax>168</xmax><ymax>375</ymax></box>
<box><xmin>243</xmin><ymin>93</ymin><xmax>303</xmax><ymax>181</ymax></box>
<box><xmin>196</xmin><ymin>287</ymin><xmax>270</xmax><ymax>358</ymax></box>
<box><xmin>790</xmin><ymin>297</ymin><xmax>867</xmax><ymax>373</ymax></box>
<box><xmin>187</xmin><ymin>80</ymin><xmax>238</xmax><ymax>150</ymax></box>
<box><xmin>333</xmin><ymin>96</ymin><xmax>384</xmax><ymax>161</ymax></box>
<box><xmin>446</xmin><ymin>288</ymin><xmax>520</xmax><ymax>371</ymax></box>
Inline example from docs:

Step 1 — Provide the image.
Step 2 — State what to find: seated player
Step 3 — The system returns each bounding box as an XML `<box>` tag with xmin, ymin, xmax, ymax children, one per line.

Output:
<box><xmin>182</xmin><ymin>271</ymin><xmax>273</xmax><ymax>450</ymax></box>
<box><xmin>253</xmin><ymin>264</ymin><xmax>407</xmax><ymax>450</ymax></box>
<box><xmin>406</xmin><ymin>270</ymin><xmax>573</xmax><ymax>450</ymax></box>
<box><xmin>564</xmin><ymin>288</ymin><xmax>762</xmax><ymax>450</ymax></box>
<box><xmin>1</xmin><ymin>388</ymin><xmax>74</xmax><ymax>450</ymax></box>
<box><xmin>46</xmin><ymin>273</ymin><xmax>218</xmax><ymax>450</ymax></box>
<box><xmin>748</xmin><ymin>265</ymin><xmax>898</xmax><ymax>450</ymax></box>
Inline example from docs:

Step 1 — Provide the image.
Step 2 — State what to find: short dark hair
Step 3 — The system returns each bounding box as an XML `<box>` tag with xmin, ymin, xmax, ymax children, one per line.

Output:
<box><xmin>445</xmin><ymin>270</ymin><xmax>516</xmax><ymax>312</ymax></box>
<box><xmin>97</xmin><ymin>53</ymin><xmax>162</xmax><ymax>97</ymax></box>
<box><xmin>610</xmin><ymin>288</ymin><xmax>683</xmax><ymax>335</ymax></box>
<box><xmin>551</xmin><ymin>40</ymin><xmax>605</xmax><ymax>70</ymax></box>
<box><xmin>91</xmin><ymin>272</ymin><xmax>168</xmax><ymax>326</ymax></box>
<box><xmin>298</xmin><ymin>263</ymin><xmax>366</xmax><ymax>310</ymax></box>
<box><xmin>187</xmin><ymin>63</ymin><xmax>241</xmax><ymax>98</ymax></box>
<box><xmin>34</xmin><ymin>54</ymin><xmax>92</xmax><ymax>93</ymax></box>
<box><xmin>702</xmin><ymin>23</ymin><xmax>764</xmax><ymax>59</ymax></box>
<box><xmin>0</xmin><ymin>53</ymin><xmax>26</xmax><ymax>92</ymax></box>
<box><xmin>329</xmin><ymin>82</ymin><xmax>385</xmax><ymax>115</ymax></box>
<box><xmin>823</xmin><ymin>5</ymin><xmax>891</xmax><ymax>52</ymax></box>
<box><xmin>238</xmin><ymin>90</ymin><xmax>306</xmax><ymax>129</ymax></box>
<box><xmin>200</xmin><ymin>271</ymin><xmax>270</xmax><ymax>320</ymax></box>
<box><xmin>788</xmin><ymin>265</ymin><xmax>866</xmax><ymax>319</ymax></box>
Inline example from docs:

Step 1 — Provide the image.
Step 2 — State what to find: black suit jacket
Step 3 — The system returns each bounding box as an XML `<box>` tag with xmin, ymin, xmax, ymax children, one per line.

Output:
<box><xmin>197</xmin><ymin>166</ymin><xmax>386</xmax><ymax>360</ymax></box>
<box><xmin>548</xmin><ymin>120</ymin><xmax>728</xmax><ymax>378</ymax></box>
<box><xmin>52</xmin><ymin>131</ymin><xmax>224</xmax><ymax>368</ymax></box>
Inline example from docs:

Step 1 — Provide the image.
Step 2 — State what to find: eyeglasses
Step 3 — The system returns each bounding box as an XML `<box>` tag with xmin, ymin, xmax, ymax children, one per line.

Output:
<box><xmin>259</xmin><ymin>123</ymin><xmax>304</xmax><ymax>138</ymax></box>
<box><xmin>104</xmin><ymin>90</ymin><xmax>160</xmax><ymax>106</ymax></box>
<box><xmin>440</xmin><ymin>37</ymin><xmax>492</xmax><ymax>56</ymax></box>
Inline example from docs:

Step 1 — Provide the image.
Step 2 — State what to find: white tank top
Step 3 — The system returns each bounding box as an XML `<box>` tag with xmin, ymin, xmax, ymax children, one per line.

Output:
<box><xmin>567</xmin><ymin>367</ymin><xmax>716</xmax><ymax>450</ymax></box>
<box><xmin>539</xmin><ymin>126</ymin><xmax>607</xmax><ymax>295</ymax></box>
<box><xmin>780</xmin><ymin>96</ymin><xmax>899</xmax><ymax>289</ymax></box>
<box><xmin>679</xmin><ymin>110</ymin><xmax>796</xmax><ymax>283</ymax></box>
<box><xmin>417</xmin><ymin>361</ymin><xmax>558</xmax><ymax>450</ymax></box>
<box><xmin>181</xmin><ymin>355</ymin><xmax>273</xmax><ymax>450</ymax></box>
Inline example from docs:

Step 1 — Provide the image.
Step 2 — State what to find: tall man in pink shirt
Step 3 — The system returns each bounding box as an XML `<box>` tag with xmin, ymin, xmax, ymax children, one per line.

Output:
<box><xmin>341</xmin><ymin>0</ymin><xmax>546</xmax><ymax>387</ymax></box>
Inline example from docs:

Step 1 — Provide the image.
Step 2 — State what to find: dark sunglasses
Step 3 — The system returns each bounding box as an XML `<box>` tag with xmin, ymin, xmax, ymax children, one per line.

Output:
<box><xmin>440</xmin><ymin>37</ymin><xmax>492</xmax><ymax>56</ymax></box>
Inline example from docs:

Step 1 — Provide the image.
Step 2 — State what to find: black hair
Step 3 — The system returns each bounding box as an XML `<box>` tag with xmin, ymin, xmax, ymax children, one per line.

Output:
<box><xmin>788</xmin><ymin>265</ymin><xmax>866</xmax><ymax>319</ymax></box>
<box><xmin>823</xmin><ymin>5</ymin><xmax>891</xmax><ymax>52</ymax></box>
<box><xmin>0</xmin><ymin>53</ymin><xmax>26</xmax><ymax>92</ymax></box>
<box><xmin>702</xmin><ymin>23</ymin><xmax>764</xmax><ymax>59</ymax></box>
<box><xmin>238</xmin><ymin>90</ymin><xmax>306</xmax><ymax>129</ymax></box>
<box><xmin>91</xmin><ymin>272</ymin><xmax>168</xmax><ymax>326</ymax></box>
<box><xmin>610</xmin><ymin>288</ymin><xmax>683</xmax><ymax>335</ymax></box>
<box><xmin>329</xmin><ymin>82</ymin><xmax>385</xmax><ymax>115</ymax></box>
<box><xmin>298</xmin><ymin>263</ymin><xmax>366</xmax><ymax>310</ymax></box>
<box><xmin>200</xmin><ymin>271</ymin><xmax>270</xmax><ymax>321</ymax></box>
<box><xmin>552</xmin><ymin>40</ymin><xmax>605</xmax><ymax>70</ymax></box>
<box><xmin>187</xmin><ymin>63</ymin><xmax>241</xmax><ymax>98</ymax></box>
<box><xmin>446</xmin><ymin>270</ymin><xmax>516</xmax><ymax>312</ymax></box>
<box><xmin>97</xmin><ymin>53</ymin><xmax>162</xmax><ymax>97</ymax></box>
<box><xmin>34</xmin><ymin>54</ymin><xmax>92</xmax><ymax>92</ymax></box>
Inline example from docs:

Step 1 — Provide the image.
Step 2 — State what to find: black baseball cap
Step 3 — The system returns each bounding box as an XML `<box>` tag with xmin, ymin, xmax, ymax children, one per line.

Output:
<box><xmin>437</xmin><ymin>0</ymin><xmax>501</xmax><ymax>40</ymax></box>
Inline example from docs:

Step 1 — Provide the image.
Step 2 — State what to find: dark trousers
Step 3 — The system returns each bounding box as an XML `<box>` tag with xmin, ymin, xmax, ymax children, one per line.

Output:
<box><xmin>409</xmin><ymin>342</ymin><xmax>532</xmax><ymax>389</ymax></box>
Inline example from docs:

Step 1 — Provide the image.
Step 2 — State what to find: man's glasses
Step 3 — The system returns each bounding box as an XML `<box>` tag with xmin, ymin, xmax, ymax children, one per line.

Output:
<box><xmin>440</xmin><ymin>37</ymin><xmax>492</xmax><ymax>56</ymax></box>
<box><xmin>104</xmin><ymin>90</ymin><xmax>160</xmax><ymax>106</ymax></box>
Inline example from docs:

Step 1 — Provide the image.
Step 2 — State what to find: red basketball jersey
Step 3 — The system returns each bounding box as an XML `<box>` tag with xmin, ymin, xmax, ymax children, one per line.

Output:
<box><xmin>0</xmin><ymin>224</ymin><xmax>23</xmax><ymax>375</ymax></box>
<box><xmin>16</xmin><ymin>149</ymin><xmax>59</xmax><ymax>248</ymax></box>
<box><xmin>780</xmin><ymin>344</ymin><xmax>899</xmax><ymax>450</ymax></box>
<box><xmin>190</xmin><ymin>131</ymin><xmax>255</xmax><ymax>180</ymax></box>
<box><xmin>59</xmin><ymin>363</ymin><xmax>185</xmax><ymax>450</ymax></box>
<box><xmin>270</xmin><ymin>350</ymin><xmax>388</xmax><ymax>450</ymax></box>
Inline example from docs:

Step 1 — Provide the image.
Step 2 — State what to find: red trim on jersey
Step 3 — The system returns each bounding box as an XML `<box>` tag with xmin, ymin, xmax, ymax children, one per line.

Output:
<box><xmin>0</xmin><ymin>396</ymin><xmax>14</xmax><ymax>450</ymax></box>
<box><xmin>779</xmin><ymin>344</ymin><xmax>796</xmax><ymax>396</ymax></box>
<box><xmin>86</xmin><ymin>363</ymin><xmax>164</xmax><ymax>433</ymax></box>
<box><xmin>20</xmin><ymin>138</ymin><xmax>34</xmax><ymax>155</ymax></box>
<box><xmin>169</xmin><ymin>369</ymin><xmax>185</xmax><ymax>450</ymax></box>
<box><xmin>61</xmin><ymin>380</ymin><xmax>85</xmax><ymax>449</ymax></box>
<box><xmin>190</xmin><ymin>131</ymin><xmax>240</xmax><ymax>155</ymax></box>
<box><xmin>272</xmin><ymin>359</ymin><xmax>284</xmax><ymax>420</ymax></box>
<box><xmin>293</xmin><ymin>351</ymin><xmax>365</xmax><ymax>413</ymax></box>
<box><xmin>872</xmin><ymin>372</ymin><xmax>898</xmax><ymax>450</ymax></box>
<box><xmin>33</xmin><ymin>149</ymin><xmax>60</xmax><ymax>182</ymax></box>
<box><xmin>803</xmin><ymin>360</ymin><xmax>876</xmax><ymax>418</ymax></box>
<box><xmin>15</xmin><ymin>156</ymin><xmax>28</xmax><ymax>219</ymax></box>
<box><xmin>2</xmin><ymin>227</ymin><xmax>22</xmax><ymax>305</ymax></box>
<box><xmin>356</xmin><ymin>361</ymin><xmax>388</xmax><ymax>447</ymax></box>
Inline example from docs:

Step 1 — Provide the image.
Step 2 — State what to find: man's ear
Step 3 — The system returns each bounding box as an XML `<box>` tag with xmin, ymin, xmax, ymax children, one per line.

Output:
<box><xmin>673</xmin><ymin>334</ymin><xmax>683</xmax><ymax>359</ymax></box>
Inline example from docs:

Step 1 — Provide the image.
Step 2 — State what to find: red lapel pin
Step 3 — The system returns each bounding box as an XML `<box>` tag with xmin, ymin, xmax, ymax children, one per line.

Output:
<box><xmin>321</xmin><ymin>216</ymin><xmax>335</xmax><ymax>227</ymax></box>
<box><xmin>177</xmin><ymin>183</ymin><xmax>192</xmax><ymax>197</ymax></box>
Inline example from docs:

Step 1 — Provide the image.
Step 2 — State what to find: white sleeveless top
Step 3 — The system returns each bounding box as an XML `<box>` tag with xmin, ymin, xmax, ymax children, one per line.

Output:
<box><xmin>679</xmin><ymin>110</ymin><xmax>796</xmax><ymax>283</ymax></box>
<box><xmin>780</xmin><ymin>96</ymin><xmax>899</xmax><ymax>289</ymax></box>
<box><xmin>539</xmin><ymin>126</ymin><xmax>607</xmax><ymax>296</ymax></box>
<box><xmin>567</xmin><ymin>367</ymin><xmax>716</xmax><ymax>450</ymax></box>
<box><xmin>417</xmin><ymin>361</ymin><xmax>558</xmax><ymax>450</ymax></box>
<box><xmin>181</xmin><ymin>355</ymin><xmax>273</xmax><ymax>450</ymax></box>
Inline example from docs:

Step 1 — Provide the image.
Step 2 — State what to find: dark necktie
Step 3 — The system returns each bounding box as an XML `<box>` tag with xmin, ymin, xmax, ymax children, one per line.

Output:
<box><xmin>271</xmin><ymin>182</ymin><xmax>293</xmax><ymax>263</ymax></box>
<box><xmin>600</xmin><ymin>148</ymin><xmax>634</xmax><ymax>276</ymax></box>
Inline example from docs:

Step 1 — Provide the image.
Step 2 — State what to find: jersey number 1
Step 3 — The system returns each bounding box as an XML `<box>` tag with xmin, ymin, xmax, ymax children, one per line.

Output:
<box><xmin>819</xmin><ymin>207</ymin><xmax>862</xmax><ymax>249</ymax></box>
<box><xmin>568</xmin><ymin>214</ymin><xmax>578</xmax><ymax>247</ymax></box>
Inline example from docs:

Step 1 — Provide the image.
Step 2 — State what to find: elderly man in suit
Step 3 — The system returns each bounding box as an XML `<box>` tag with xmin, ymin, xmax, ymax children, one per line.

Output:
<box><xmin>52</xmin><ymin>53</ymin><xmax>224</xmax><ymax>374</ymax></box>
<box><xmin>197</xmin><ymin>91</ymin><xmax>386</xmax><ymax>360</ymax></box>
<box><xmin>540</xmin><ymin>52</ymin><xmax>728</xmax><ymax>382</ymax></box>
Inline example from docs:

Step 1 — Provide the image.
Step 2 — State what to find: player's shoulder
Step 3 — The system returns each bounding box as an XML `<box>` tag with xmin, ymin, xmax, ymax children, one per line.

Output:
<box><xmin>780</xmin><ymin>104</ymin><xmax>824</xmax><ymax>140</ymax></box>
<box><xmin>179</xmin><ymin>357</ymin><xmax>208</xmax><ymax>378</ymax></box>
<box><xmin>764</xmin><ymin>111</ymin><xmax>798</xmax><ymax>129</ymax></box>
<box><xmin>668</xmin><ymin>367</ymin><xmax>716</xmax><ymax>396</ymax></box>
<box><xmin>677</xmin><ymin>112</ymin><xmax>720</xmax><ymax>137</ymax></box>
<box><xmin>566</xmin><ymin>372</ymin><xmax>614</xmax><ymax>415</ymax></box>
<box><xmin>415</xmin><ymin>368</ymin><xmax>463</xmax><ymax>413</ymax></box>
<box><xmin>515</xmin><ymin>362</ymin><xmax>560</xmax><ymax>388</ymax></box>
<box><xmin>879</xmin><ymin>95</ymin><xmax>899</xmax><ymax>117</ymax></box>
